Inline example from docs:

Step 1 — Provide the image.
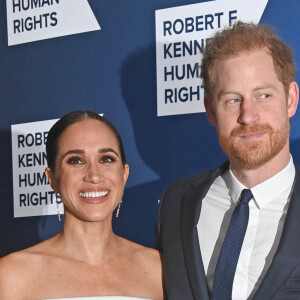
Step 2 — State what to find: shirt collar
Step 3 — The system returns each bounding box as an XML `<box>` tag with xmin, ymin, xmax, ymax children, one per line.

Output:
<box><xmin>222</xmin><ymin>155</ymin><xmax>295</xmax><ymax>209</ymax></box>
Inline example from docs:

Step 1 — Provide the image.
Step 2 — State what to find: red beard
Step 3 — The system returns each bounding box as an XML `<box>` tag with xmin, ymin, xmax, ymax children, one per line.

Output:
<box><xmin>217</xmin><ymin>121</ymin><xmax>290</xmax><ymax>170</ymax></box>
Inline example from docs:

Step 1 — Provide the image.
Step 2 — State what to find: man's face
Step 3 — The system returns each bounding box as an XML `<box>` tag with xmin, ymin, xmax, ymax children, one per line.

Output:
<box><xmin>205</xmin><ymin>49</ymin><xmax>298</xmax><ymax>170</ymax></box>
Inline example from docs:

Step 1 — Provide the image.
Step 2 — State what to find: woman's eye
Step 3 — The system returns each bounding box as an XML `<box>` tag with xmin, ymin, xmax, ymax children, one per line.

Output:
<box><xmin>67</xmin><ymin>156</ymin><xmax>83</xmax><ymax>164</ymax></box>
<box><xmin>101</xmin><ymin>156</ymin><xmax>115</xmax><ymax>163</ymax></box>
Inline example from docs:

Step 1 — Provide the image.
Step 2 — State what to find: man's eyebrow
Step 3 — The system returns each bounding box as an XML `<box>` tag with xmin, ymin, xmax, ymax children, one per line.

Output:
<box><xmin>217</xmin><ymin>89</ymin><xmax>241</xmax><ymax>99</ymax></box>
<box><xmin>253</xmin><ymin>83</ymin><xmax>277</xmax><ymax>91</ymax></box>
<box><xmin>217</xmin><ymin>83</ymin><xmax>278</xmax><ymax>99</ymax></box>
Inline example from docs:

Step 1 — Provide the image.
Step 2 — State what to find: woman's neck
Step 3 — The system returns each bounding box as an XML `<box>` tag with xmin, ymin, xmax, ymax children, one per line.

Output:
<box><xmin>55</xmin><ymin>213</ymin><xmax>120</xmax><ymax>265</ymax></box>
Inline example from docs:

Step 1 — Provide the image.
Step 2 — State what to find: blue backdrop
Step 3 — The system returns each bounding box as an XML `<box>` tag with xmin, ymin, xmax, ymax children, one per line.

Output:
<box><xmin>1</xmin><ymin>0</ymin><xmax>300</xmax><ymax>257</ymax></box>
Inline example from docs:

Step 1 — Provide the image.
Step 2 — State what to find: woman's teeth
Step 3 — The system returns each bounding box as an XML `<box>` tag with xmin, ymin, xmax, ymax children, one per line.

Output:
<box><xmin>80</xmin><ymin>191</ymin><xmax>108</xmax><ymax>198</ymax></box>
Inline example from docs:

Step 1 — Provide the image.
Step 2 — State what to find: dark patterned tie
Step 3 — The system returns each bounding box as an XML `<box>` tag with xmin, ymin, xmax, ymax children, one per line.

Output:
<box><xmin>213</xmin><ymin>189</ymin><xmax>253</xmax><ymax>300</ymax></box>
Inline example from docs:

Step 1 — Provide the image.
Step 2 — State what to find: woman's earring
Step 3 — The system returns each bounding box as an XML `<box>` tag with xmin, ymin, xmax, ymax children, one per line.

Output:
<box><xmin>116</xmin><ymin>200</ymin><xmax>122</xmax><ymax>218</ymax></box>
<box><xmin>55</xmin><ymin>193</ymin><xmax>62</xmax><ymax>222</ymax></box>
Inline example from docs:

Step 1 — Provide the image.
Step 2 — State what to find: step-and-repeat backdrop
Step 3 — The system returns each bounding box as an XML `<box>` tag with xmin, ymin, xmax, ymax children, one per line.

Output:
<box><xmin>1</xmin><ymin>0</ymin><xmax>300</xmax><ymax>256</ymax></box>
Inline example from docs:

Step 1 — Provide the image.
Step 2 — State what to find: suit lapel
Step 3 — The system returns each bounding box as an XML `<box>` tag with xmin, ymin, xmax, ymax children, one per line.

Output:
<box><xmin>179</xmin><ymin>162</ymin><xmax>300</xmax><ymax>299</ymax></box>
<box><xmin>180</xmin><ymin>163</ymin><xmax>229</xmax><ymax>299</ymax></box>
<box><xmin>253</xmin><ymin>166</ymin><xmax>300</xmax><ymax>299</ymax></box>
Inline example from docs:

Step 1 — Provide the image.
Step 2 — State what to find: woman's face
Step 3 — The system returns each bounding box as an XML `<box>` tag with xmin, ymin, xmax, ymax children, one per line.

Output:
<box><xmin>46</xmin><ymin>118</ymin><xmax>129</xmax><ymax>222</ymax></box>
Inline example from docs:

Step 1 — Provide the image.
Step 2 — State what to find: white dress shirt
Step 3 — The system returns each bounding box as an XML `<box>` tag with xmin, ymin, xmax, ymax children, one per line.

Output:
<box><xmin>197</xmin><ymin>156</ymin><xmax>295</xmax><ymax>299</ymax></box>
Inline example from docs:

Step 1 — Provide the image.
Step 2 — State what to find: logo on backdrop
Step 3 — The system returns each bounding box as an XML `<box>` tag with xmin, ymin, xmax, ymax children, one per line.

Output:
<box><xmin>11</xmin><ymin>119</ymin><xmax>60</xmax><ymax>217</ymax></box>
<box><xmin>155</xmin><ymin>0</ymin><xmax>269</xmax><ymax>116</ymax></box>
<box><xmin>6</xmin><ymin>0</ymin><xmax>100</xmax><ymax>46</ymax></box>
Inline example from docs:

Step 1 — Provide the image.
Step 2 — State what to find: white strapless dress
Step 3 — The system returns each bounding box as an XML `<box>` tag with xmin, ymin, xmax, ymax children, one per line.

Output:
<box><xmin>45</xmin><ymin>297</ymin><xmax>152</xmax><ymax>299</ymax></box>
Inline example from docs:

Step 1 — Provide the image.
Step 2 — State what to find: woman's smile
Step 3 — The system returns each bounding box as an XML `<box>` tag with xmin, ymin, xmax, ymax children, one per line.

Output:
<box><xmin>79</xmin><ymin>189</ymin><xmax>110</xmax><ymax>204</ymax></box>
<box><xmin>47</xmin><ymin>118</ymin><xmax>129</xmax><ymax>222</ymax></box>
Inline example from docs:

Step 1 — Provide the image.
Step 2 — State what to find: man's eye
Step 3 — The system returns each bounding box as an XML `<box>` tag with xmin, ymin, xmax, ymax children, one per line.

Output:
<box><xmin>101</xmin><ymin>156</ymin><xmax>115</xmax><ymax>163</ymax></box>
<box><xmin>260</xmin><ymin>94</ymin><xmax>270</xmax><ymax>99</ymax></box>
<box><xmin>67</xmin><ymin>156</ymin><xmax>83</xmax><ymax>164</ymax></box>
<box><xmin>226</xmin><ymin>97</ymin><xmax>240</xmax><ymax>104</ymax></box>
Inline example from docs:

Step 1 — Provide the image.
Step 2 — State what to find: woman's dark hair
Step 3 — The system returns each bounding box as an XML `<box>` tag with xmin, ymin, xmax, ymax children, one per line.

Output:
<box><xmin>46</xmin><ymin>110</ymin><xmax>126</xmax><ymax>172</ymax></box>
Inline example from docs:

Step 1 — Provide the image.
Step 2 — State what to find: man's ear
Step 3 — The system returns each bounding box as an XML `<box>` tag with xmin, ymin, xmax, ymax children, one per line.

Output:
<box><xmin>45</xmin><ymin>167</ymin><xmax>58</xmax><ymax>193</ymax></box>
<box><xmin>287</xmin><ymin>81</ymin><xmax>299</xmax><ymax>118</ymax></box>
<box><xmin>204</xmin><ymin>95</ymin><xmax>217</xmax><ymax>126</ymax></box>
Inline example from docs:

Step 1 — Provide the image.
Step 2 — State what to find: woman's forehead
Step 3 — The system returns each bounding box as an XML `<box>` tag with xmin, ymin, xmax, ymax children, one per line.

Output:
<box><xmin>57</xmin><ymin>119</ymin><xmax>119</xmax><ymax>151</ymax></box>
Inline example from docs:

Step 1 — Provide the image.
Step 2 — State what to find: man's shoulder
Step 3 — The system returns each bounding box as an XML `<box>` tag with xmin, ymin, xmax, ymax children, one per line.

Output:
<box><xmin>292</xmin><ymin>163</ymin><xmax>300</xmax><ymax>188</ymax></box>
<box><xmin>166</xmin><ymin>170</ymin><xmax>212</xmax><ymax>190</ymax></box>
<box><xmin>163</xmin><ymin>161</ymin><xmax>229</xmax><ymax>196</ymax></box>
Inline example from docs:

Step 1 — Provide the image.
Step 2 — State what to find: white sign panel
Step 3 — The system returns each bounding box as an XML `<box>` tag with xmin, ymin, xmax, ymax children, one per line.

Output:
<box><xmin>11</xmin><ymin>119</ymin><xmax>62</xmax><ymax>217</ymax></box>
<box><xmin>7</xmin><ymin>0</ymin><xmax>100</xmax><ymax>46</ymax></box>
<box><xmin>156</xmin><ymin>0</ymin><xmax>269</xmax><ymax>116</ymax></box>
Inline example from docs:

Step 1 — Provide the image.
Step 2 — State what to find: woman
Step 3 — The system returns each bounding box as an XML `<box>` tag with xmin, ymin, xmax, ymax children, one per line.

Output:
<box><xmin>0</xmin><ymin>111</ymin><xmax>163</xmax><ymax>300</ymax></box>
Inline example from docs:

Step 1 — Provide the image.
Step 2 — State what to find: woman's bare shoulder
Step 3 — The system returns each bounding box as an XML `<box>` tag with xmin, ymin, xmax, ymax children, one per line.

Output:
<box><xmin>0</xmin><ymin>242</ymin><xmax>47</xmax><ymax>277</ymax></box>
<box><xmin>119</xmin><ymin>236</ymin><xmax>161</xmax><ymax>260</ymax></box>
<box><xmin>0</xmin><ymin>247</ymin><xmax>37</xmax><ymax>273</ymax></box>
<box><xmin>0</xmin><ymin>249</ymin><xmax>34</xmax><ymax>298</ymax></box>
<box><xmin>117</xmin><ymin>237</ymin><xmax>162</xmax><ymax>281</ymax></box>
<box><xmin>0</xmin><ymin>237</ymin><xmax>58</xmax><ymax>297</ymax></box>
<box><xmin>116</xmin><ymin>237</ymin><xmax>163</xmax><ymax>299</ymax></box>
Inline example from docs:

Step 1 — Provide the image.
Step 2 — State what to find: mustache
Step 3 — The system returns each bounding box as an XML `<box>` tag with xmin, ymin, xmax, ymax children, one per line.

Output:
<box><xmin>230</xmin><ymin>123</ymin><xmax>274</xmax><ymax>137</ymax></box>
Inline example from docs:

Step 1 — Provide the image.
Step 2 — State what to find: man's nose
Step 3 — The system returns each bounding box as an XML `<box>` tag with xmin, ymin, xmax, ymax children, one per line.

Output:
<box><xmin>238</xmin><ymin>98</ymin><xmax>260</xmax><ymax>125</ymax></box>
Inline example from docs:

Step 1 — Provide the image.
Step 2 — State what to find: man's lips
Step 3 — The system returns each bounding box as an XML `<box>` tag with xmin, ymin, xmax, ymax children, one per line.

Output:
<box><xmin>230</xmin><ymin>123</ymin><xmax>273</xmax><ymax>139</ymax></box>
<box><xmin>238</xmin><ymin>132</ymin><xmax>265</xmax><ymax>139</ymax></box>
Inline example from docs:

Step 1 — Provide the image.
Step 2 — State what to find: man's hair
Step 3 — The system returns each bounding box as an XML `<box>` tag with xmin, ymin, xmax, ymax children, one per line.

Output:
<box><xmin>200</xmin><ymin>21</ymin><xmax>296</xmax><ymax>98</ymax></box>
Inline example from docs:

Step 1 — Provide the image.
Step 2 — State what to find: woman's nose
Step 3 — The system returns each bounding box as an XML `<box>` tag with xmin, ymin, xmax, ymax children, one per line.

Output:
<box><xmin>83</xmin><ymin>163</ymin><xmax>103</xmax><ymax>183</ymax></box>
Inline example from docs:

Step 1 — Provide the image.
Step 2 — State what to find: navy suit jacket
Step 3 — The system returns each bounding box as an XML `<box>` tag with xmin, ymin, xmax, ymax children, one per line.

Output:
<box><xmin>156</xmin><ymin>162</ymin><xmax>300</xmax><ymax>299</ymax></box>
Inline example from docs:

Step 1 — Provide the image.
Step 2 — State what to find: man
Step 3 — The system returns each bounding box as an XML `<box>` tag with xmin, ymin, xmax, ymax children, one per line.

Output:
<box><xmin>156</xmin><ymin>21</ymin><xmax>299</xmax><ymax>300</ymax></box>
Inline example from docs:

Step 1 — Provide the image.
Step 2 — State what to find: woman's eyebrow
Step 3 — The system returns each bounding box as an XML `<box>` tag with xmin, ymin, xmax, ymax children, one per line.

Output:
<box><xmin>61</xmin><ymin>148</ymin><xmax>120</xmax><ymax>160</ymax></box>
<box><xmin>61</xmin><ymin>149</ymin><xmax>84</xmax><ymax>160</ymax></box>
<box><xmin>98</xmin><ymin>148</ymin><xmax>119</xmax><ymax>157</ymax></box>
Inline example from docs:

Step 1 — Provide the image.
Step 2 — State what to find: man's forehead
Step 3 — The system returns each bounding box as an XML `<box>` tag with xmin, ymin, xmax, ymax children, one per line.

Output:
<box><xmin>209</xmin><ymin>49</ymin><xmax>276</xmax><ymax>89</ymax></box>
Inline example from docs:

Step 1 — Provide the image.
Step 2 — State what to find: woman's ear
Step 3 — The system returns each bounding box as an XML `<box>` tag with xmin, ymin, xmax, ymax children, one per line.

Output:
<box><xmin>45</xmin><ymin>167</ymin><xmax>58</xmax><ymax>193</ymax></box>
<box><xmin>123</xmin><ymin>164</ymin><xmax>129</xmax><ymax>185</ymax></box>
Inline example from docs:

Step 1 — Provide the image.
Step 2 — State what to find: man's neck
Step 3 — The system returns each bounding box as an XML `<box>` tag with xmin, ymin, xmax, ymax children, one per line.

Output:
<box><xmin>229</xmin><ymin>147</ymin><xmax>291</xmax><ymax>188</ymax></box>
